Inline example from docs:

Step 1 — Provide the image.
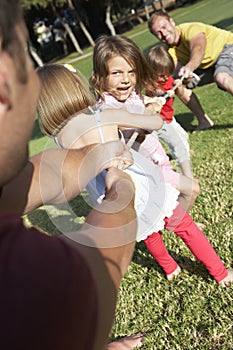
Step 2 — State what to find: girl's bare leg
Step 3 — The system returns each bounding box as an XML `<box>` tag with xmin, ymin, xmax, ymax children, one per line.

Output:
<box><xmin>177</xmin><ymin>174</ymin><xmax>200</xmax><ymax>212</ymax></box>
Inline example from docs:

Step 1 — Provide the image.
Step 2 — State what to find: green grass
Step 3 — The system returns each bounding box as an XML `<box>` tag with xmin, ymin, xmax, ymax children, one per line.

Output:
<box><xmin>27</xmin><ymin>0</ymin><xmax>233</xmax><ymax>348</ymax></box>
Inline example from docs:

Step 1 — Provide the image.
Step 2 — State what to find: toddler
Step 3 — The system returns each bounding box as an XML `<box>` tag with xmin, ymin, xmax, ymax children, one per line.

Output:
<box><xmin>146</xmin><ymin>44</ymin><xmax>193</xmax><ymax>179</ymax></box>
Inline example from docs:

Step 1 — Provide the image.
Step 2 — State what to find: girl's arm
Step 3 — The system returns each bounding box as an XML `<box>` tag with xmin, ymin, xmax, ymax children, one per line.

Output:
<box><xmin>100</xmin><ymin>108</ymin><xmax>163</xmax><ymax>131</ymax></box>
<box><xmin>57</xmin><ymin>108</ymin><xmax>163</xmax><ymax>149</ymax></box>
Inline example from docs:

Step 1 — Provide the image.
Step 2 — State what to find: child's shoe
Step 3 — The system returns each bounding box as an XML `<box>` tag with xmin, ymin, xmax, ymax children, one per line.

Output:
<box><xmin>167</xmin><ymin>265</ymin><xmax>181</xmax><ymax>281</ymax></box>
<box><xmin>218</xmin><ymin>268</ymin><xmax>233</xmax><ymax>287</ymax></box>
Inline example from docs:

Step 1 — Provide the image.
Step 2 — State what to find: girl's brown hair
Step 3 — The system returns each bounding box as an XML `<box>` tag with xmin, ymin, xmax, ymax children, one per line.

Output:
<box><xmin>147</xmin><ymin>44</ymin><xmax>175</xmax><ymax>80</ymax></box>
<box><xmin>37</xmin><ymin>64</ymin><xmax>95</xmax><ymax>136</ymax></box>
<box><xmin>90</xmin><ymin>34</ymin><xmax>155</xmax><ymax>100</ymax></box>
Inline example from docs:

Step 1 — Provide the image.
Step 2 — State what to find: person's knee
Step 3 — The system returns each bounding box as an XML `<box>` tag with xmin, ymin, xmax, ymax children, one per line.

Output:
<box><xmin>214</xmin><ymin>72</ymin><xmax>229</xmax><ymax>90</ymax></box>
<box><xmin>193</xmin><ymin>179</ymin><xmax>200</xmax><ymax>194</ymax></box>
<box><xmin>166</xmin><ymin>204</ymin><xmax>192</xmax><ymax>232</ymax></box>
<box><xmin>192</xmin><ymin>178</ymin><xmax>200</xmax><ymax>199</ymax></box>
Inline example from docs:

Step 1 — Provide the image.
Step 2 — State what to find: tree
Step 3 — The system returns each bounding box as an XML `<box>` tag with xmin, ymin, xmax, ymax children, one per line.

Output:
<box><xmin>156</xmin><ymin>0</ymin><xmax>165</xmax><ymax>11</ymax></box>
<box><xmin>69</xmin><ymin>0</ymin><xmax>95</xmax><ymax>47</ymax></box>
<box><xmin>28</xmin><ymin>41</ymin><xmax>44</xmax><ymax>67</ymax></box>
<box><xmin>76</xmin><ymin>0</ymin><xmax>108</xmax><ymax>39</ymax></box>
<box><xmin>23</xmin><ymin>0</ymin><xmax>84</xmax><ymax>55</ymax></box>
<box><xmin>105</xmin><ymin>0</ymin><xmax>116</xmax><ymax>35</ymax></box>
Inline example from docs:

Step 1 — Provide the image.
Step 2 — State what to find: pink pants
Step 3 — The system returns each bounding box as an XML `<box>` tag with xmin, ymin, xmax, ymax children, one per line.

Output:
<box><xmin>144</xmin><ymin>205</ymin><xmax>227</xmax><ymax>282</ymax></box>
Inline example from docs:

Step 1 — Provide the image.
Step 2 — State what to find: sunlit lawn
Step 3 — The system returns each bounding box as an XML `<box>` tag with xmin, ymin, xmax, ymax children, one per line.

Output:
<box><xmin>27</xmin><ymin>0</ymin><xmax>233</xmax><ymax>348</ymax></box>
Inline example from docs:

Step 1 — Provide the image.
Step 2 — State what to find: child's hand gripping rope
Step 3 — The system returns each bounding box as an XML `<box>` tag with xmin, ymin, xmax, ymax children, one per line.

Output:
<box><xmin>118</xmin><ymin>130</ymin><xmax>139</xmax><ymax>171</ymax></box>
<box><xmin>163</xmin><ymin>73</ymin><xmax>201</xmax><ymax>99</ymax></box>
<box><xmin>162</xmin><ymin>75</ymin><xmax>185</xmax><ymax>99</ymax></box>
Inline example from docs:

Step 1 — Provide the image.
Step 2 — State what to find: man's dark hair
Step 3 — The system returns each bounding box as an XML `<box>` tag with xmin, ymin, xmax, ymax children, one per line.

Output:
<box><xmin>0</xmin><ymin>0</ymin><xmax>28</xmax><ymax>83</ymax></box>
<box><xmin>0</xmin><ymin>0</ymin><xmax>23</xmax><ymax>53</ymax></box>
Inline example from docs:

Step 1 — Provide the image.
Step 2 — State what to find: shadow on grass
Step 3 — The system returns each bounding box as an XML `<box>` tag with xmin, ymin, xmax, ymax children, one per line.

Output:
<box><xmin>26</xmin><ymin>208</ymin><xmax>62</xmax><ymax>236</ymax></box>
<box><xmin>26</xmin><ymin>195</ymin><xmax>92</xmax><ymax>236</ymax></box>
<box><xmin>174</xmin><ymin>113</ymin><xmax>195</xmax><ymax>131</ymax></box>
<box><xmin>133</xmin><ymin>241</ymin><xmax>210</xmax><ymax>282</ymax></box>
<box><xmin>214</xmin><ymin>17</ymin><xmax>233</xmax><ymax>30</ymax></box>
<box><xmin>175</xmin><ymin>113</ymin><xmax>233</xmax><ymax>132</ymax></box>
<box><xmin>110</xmin><ymin>325</ymin><xmax>159</xmax><ymax>343</ymax></box>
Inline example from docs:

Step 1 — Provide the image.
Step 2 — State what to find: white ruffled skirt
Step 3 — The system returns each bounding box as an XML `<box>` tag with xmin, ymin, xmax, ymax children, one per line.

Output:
<box><xmin>86</xmin><ymin>149</ymin><xmax>179</xmax><ymax>242</ymax></box>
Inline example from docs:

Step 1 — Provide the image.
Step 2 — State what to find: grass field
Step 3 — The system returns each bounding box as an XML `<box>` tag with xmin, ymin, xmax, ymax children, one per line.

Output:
<box><xmin>27</xmin><ymin>0</ymin><xmax>233</xmax><ymax>348</ymax></box>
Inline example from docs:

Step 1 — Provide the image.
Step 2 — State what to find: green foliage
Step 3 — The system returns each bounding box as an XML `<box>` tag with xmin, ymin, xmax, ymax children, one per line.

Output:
<box><xmin>22</xmin><ymin>0</ymin><xmax>66</xmax><ymax>10</ymax></box>
<box><xmin>27</xmin><ymin>1</ymin><xmax>233</xmax><ymax>348</ymax></box>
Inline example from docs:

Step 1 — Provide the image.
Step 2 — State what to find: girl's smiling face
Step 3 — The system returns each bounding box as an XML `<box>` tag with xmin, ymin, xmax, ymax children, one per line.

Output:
<box><xmin>105</xmin><ymin>56</ymin><xmax>137</xmax><ymax>102</ymax></box>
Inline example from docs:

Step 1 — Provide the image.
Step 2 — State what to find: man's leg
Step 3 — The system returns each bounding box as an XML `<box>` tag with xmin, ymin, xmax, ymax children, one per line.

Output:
<box><xmin>215</xmin><ymin>72</ymin><xmax>233</xmax><ymax>95</ymax></box>
<box><xmin>176</xmin><ymin>87</ymin><xmax>214</xmax><ymax>131</ymax></box>
<box><xmin>214</xmin><ymin>44</ymin><xmax>233</xmax><ymax>95</ymax></box>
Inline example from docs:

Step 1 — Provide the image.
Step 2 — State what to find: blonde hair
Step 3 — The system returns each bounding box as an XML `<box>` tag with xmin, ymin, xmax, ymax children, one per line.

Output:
<box><xmin>147</xmin><ymin>45</ymin><xmax>174</xmax><ymax>79</ymax></box>
<box><xmin>90</xmin><ymin>34</ymin><xmax>155</xmax><ymax>100</ymax></box>
<box><xmin>37</xmin><ymin>64</ymin><xmax>95</xmax><ymax>136</ymax></box>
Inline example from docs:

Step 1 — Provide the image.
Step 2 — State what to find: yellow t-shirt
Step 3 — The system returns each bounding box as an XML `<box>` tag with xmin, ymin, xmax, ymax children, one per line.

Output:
<box><xmin>168</xmin><ymin>22</ymin><xmax>233</xmax><ymax>69</ymax></box>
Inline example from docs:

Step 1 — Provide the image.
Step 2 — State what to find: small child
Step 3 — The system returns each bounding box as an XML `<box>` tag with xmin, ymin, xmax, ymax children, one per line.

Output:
<box><xmin>90</xmin><ymin>34</ymin><xmax>199</xmax><ymax>213</ymax></box>
<box><xmin>36</xmin><ymin>63</ymin><xmax>233</xmax><ymax>286</ymax></box>
<box><xmin>146</xmin><ymin>44</ymin><xmax>193</xmax><ymax>178</ymax></box>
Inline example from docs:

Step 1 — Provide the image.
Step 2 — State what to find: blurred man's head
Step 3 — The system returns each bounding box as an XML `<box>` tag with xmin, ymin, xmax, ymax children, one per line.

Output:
<box><xmin>0</xmin><ymin>0</ymin><xmax>40</xmax><ymax>186</ymax></box>
<box><xmin>148</xmin><ymin>11</ymin><xmax>179</xmax><ymax>46</ymax></box>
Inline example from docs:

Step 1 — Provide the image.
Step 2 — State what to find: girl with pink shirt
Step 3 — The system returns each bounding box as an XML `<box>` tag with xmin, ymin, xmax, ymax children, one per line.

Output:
<box><xmin>89</xmin><ymin>35</ymin><xmax>233</xmax><ymax>284</ymax></box>
<box><xmin>90</xmin><ymin>34</ymin><xmax>199</xmax><ymax>212</ymax></box>
<box><xmin>36</xmin><ymin>63</ymin><xmax>233</xmax><ymax>286</ymax></box>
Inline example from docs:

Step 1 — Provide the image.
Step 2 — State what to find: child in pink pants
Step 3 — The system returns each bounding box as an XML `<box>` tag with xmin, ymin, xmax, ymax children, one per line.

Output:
<box><xmin>144</xmin><ymin>204</ymin><xmax>228</xmax><ymax>284</ymax></box>
<box><xmin>89</xmin><ymin>34</ymin><xmax>233</xmax><ymax>286</ymax></box>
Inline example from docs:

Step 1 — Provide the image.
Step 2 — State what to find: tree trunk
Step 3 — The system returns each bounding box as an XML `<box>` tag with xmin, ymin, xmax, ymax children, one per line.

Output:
<box><xmin>134</xmin><ymin>9</ymin><xmax>144</xmax><ymax>24</ymax></box>
<box><xmin>105</xmin><ymin>2</ymin><xmax>116</xmax><ymax>35</ymax></box>
<box><xmin>70</xmin><ymin>0</ymin><xmax>95</xmax><ymax>47</ymax></box>
<box><xmin>52</xmin><ymin>3</ymin><xmax>83</xmax><ymax>55</ymax></box>
<box><xmin>143</xmin><ymin>0</ymin><xmax>150</xmax><ymax>20</ymax></box>
<box><xmin>62</xmin><ymin>20</ymin><xmax>83</xmax><ymax>54</ymax></box>
<box><xmin>124</xmin><ymin>14</ymin><xmax>134</xmax><ymax>28</ymax></box>
<box><xmin>28</xmin><ymin>42</ymin><xmax>43</xmax><ymax>67</ymax></box>
<box><xmin>78</xmin><ymin>17</ymin><xmax>95</xmax><ymax>46</ymax></box>
<box><xmin>157</xmin><ymin>0</ymin><xmax>165</xmax><ymax>11</ymax></box>
<box><xmin>77</xmin><ymin>1</ymin><xmax>108</xmax><ymax>39</ymax></box>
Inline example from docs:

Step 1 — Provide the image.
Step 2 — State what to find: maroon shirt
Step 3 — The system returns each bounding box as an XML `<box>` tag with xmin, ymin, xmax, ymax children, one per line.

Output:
<box><xmin>0</xmin><ymin>213</ymin><xmax>98</xmax><ymax>349</ymax></box>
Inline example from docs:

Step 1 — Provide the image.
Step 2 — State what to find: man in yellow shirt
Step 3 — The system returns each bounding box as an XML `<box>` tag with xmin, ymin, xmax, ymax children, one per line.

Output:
<box><xmin>148</xmin><ymin>10</ymin><xmax>233</xmax><ymax>131</ymax></box>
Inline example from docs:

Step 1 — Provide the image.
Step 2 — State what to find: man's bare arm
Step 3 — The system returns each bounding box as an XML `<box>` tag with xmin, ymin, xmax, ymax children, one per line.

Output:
<box><xmin>62</xmin><ymin>168</ymin><xmax>137</xmax><ymax>350</ymax></box>
<box><xmin>0</xmin><ymin>141</ymin><xmax>132</xmax><ymax>215</ymax></box>
<box><xmin>179</xmin><ymin>32</ymin><xmax>206</xmax><ymax>78</ymax></box>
